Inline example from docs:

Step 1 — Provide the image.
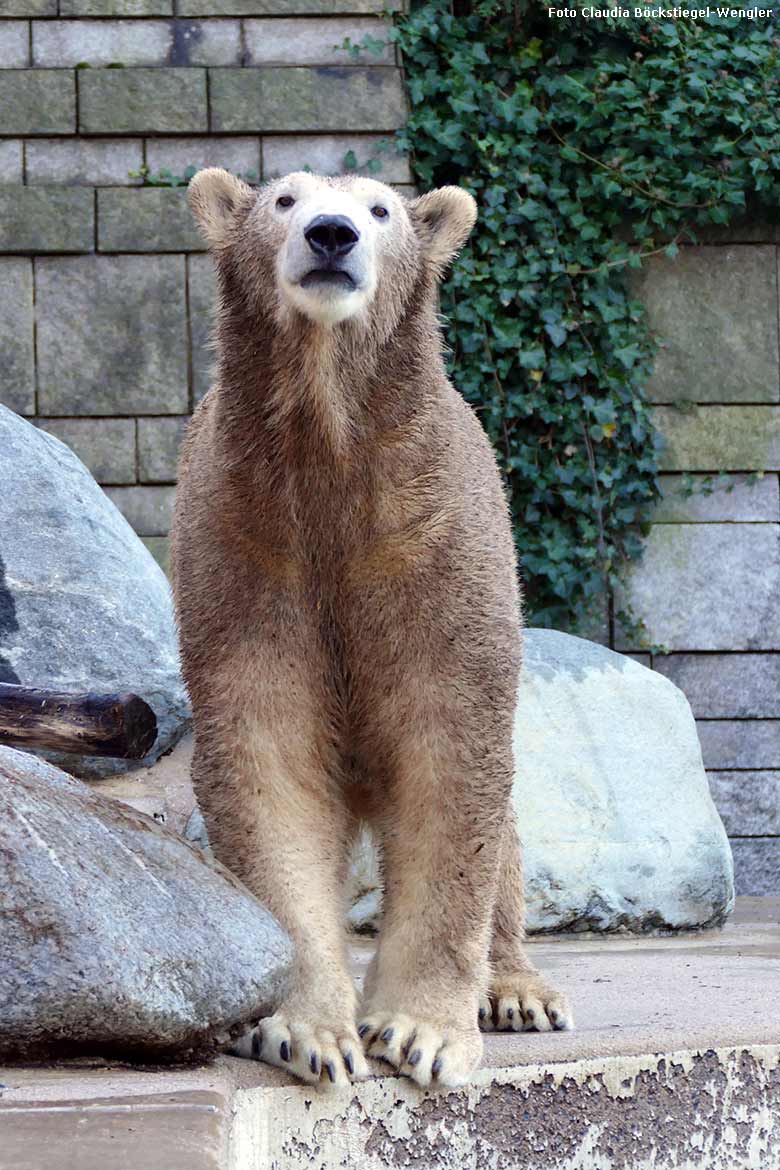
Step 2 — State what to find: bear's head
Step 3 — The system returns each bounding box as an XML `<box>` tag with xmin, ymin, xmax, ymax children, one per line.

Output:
<box><xmin>188</xmin><ymin>169</ymin><xmax>477</xmax><ymax>334</ymax></box>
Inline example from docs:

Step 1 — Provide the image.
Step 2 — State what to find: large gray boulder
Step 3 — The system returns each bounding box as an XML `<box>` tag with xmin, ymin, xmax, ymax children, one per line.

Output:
<box><xmin>347</xmin><ymin>630</ymin><xmax>734</xmax><ymax>934</ymax></box>
<box><xmin>515</xmin><ymin>630</ymin><xmax>733</xmax><ymax>932</ymax></box>
<box><xmin>0</xmin><ymin>745</ymin><xmax>292</xmax><ymax>1061</ymax></box>
<box><xmin>0</xmin><ymin>405</ymin><xmax>189</xmax><ymax>776</ymax></box>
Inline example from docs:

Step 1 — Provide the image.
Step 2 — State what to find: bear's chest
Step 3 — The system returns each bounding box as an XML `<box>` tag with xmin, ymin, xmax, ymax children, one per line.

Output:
<box><xmin>239</xmin><ymin>445</ymin><xmax>450</xmax><ymax>591</ymax></box>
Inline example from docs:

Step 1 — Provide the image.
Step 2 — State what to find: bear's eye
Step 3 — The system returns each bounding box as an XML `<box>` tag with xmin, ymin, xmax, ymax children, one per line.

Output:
<box><xmin>276</xmin><ymin>195</ymin><xmax>295</xmax><ymax>210</ymax></box>
<box><xmin>371</xmin><ymin>205</ymin><xmax>389</xmax><ymax>220</ymax></box>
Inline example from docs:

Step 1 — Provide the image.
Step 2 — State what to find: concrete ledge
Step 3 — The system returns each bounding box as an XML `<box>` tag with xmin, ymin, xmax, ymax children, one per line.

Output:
<box><xmin>1</xmin><ymin>900</ymin><xmax>778</xmax><ymax>1168</ymax></box>
<box><xmin>230</xmin><ymin>1045</ymin><xmax>780</xmax><ymax>1169</ymax></box>
<box><xmin>1</xmin><ymin>1081</ymin><xmax>229</xmax><ymax>1170</ymax></box>
<box><xmin>3</xmin><ymin>1045</ymin><xmax>778</xmax><ymax>1170</ymax></box>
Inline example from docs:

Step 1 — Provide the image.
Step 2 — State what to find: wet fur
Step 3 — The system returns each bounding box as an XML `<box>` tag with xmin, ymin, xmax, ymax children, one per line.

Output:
<box><xmin>171</xmin><ymin>170</ymin><xmax>571</xmax><ymax>1089</ymax></box>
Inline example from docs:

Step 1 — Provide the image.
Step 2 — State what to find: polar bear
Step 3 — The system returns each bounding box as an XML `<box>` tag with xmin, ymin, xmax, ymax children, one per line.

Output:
<box><xmin>171</xmin><ymin>168</ymin><xmax>572</xmax><ymax>1089</ymax></box>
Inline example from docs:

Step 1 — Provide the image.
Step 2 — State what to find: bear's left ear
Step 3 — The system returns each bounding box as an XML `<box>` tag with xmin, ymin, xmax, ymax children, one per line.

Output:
<box><xmin>408</xmin><ymin>186</ymin><xmax>478</xmax><ymax>273</ymax></box>
<box><xmin>188</xmin><ymin>167</ymin><xmax>254</xmax><ymax>247</ymax></box>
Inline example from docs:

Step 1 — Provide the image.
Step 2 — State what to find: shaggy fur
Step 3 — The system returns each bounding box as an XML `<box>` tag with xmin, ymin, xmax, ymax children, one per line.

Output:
<box><xmin>171</xmin><ymin>169</ymin><xmax>572</xmax><ymax>1089</ymax></box>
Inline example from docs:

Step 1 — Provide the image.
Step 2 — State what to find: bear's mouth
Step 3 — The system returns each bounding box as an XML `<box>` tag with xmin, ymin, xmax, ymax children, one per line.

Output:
<box><xmin>300</xmin><ymin>269</ymin><xmax>356</xmax><ymax>291</ymax></box>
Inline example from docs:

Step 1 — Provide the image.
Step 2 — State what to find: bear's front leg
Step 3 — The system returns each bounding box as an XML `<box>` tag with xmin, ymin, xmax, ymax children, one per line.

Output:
<box><xmin>357</xmin><ymin>715</ymin><xmax>511</xmax><ymax>1088</ymax></box>
<box><xmin>192</xmin><ymin>663</ymin><xmax>368</xmax><ymax>1087</ymax></box>
<box><xmin>480</xmin><ymin>818</ymin><xmax>574</xmax><ymax>1034</ymax></box>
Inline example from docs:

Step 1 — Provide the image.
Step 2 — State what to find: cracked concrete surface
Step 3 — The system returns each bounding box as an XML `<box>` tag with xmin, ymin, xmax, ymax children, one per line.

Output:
<box><xmin>1</xmin><ymin>898</ymin><xmax>778</xmax><ymax>1169</ymax></box>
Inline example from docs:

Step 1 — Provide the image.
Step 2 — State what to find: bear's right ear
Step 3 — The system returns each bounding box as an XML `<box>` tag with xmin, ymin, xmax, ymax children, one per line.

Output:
<box><xmin>188</xmin><ymin>167</ymin><xmax>253</xmax><ymax>247</ymax></box>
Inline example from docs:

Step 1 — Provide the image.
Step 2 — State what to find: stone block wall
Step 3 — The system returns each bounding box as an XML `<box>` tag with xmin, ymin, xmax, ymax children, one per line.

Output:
<box><xmin>0</xmin><ymin>0</ymin><xmax>409</xmax><ymax>568</ymax></box>
<box><xmin>623</xmin><ymin>226</ymin><xmax>780</xmax><ymax>896</ymax></box>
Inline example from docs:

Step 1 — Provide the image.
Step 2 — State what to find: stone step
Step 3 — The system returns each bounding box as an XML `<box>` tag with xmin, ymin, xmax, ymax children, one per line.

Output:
<box><xmin>2</xmin><ymin>897</ymin><xmax>779</xmax><ymax>1170</ymax></box>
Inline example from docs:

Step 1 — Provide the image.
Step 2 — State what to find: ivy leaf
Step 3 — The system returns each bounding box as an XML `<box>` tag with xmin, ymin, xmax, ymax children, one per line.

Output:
<box><xmin>544</xmin><ymin>322</ymin><xmax>568</xmax><ymax>347</ymax></box>
<box><xmin>518</xmin><ymin>346</ymin><xmax>547</xmax><ymax>369</ymax></box>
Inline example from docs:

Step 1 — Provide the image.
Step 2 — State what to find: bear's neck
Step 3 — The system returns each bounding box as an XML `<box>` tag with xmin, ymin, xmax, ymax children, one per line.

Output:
<box><xmin>215</xmin><ymin>297</ymin><xmax>444</xmax><ymax>464</ymax></box>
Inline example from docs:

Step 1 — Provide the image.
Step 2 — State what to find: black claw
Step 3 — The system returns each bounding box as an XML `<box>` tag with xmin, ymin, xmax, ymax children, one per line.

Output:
<box><xmin>251</xmin><ymin>1030</ymin><xmax>262</xmax><ymax>1060</ymax></box>
<box><xmin>357</xmin><ymin>1023</ymin><xmax>370</xmax><ymax>1039</ymax></box>
<box><xmin>380</xmin><ymin>1027</ymin><xmax>394</xmax><ymax>1044</ymax></box>
<box><xmin>507</xmin><ymin>1007</ymin><xmax>515</xmax><ymax>1020</ymax></box>
<box><xmin>526</xmin><ymin>1009</ymin><xmax>536</xmax><ymax>1022</ymax></box>
<box><xmin>309</xmin><ymin>1052</ymin><xmax>320</xmax><ymax>1075</ymax></box>
<box><xmin>344</xmin><ymin>1051</ymin><xmax>355</xmax><ymax>1076</ymax></box>
<box><xmin>432</xmin><ymin>1057</ymin><xmax>442</xmax><ymax>1077</ymax></box>
<box><xmin>280</xmin><ymin>1040</ymin><xmax>291</xmax><ymax>1062</ymax></box>
<box><xmin>407</xmin><ymin>1048</ymin><xmax>422</xmax><ymax>1067</ymax></box>
<box><xmin>478</xmin><ymin>1006</ymin><xmax>487</xmax><ymax>1021</ymax></box>
<box><xmin>325</xmin><ymin>1059</ymin><xmax>336</xmax><ymax>1083</ymax></box>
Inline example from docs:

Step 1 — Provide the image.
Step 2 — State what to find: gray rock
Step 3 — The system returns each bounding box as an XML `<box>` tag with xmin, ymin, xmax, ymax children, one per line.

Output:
<box><xmin>183</xmin><ymin>805</ymin><xmax>210</xmax><ymax>851</ymax></box>
<box><xmin>0</xmin><ymin>406</ymin><xmax>190</xmax><ymax>776</ymax></box>
<box><xmin>516</xmin><ymin>631</ymin><xmax>734</xmax><ymax>932</ymax></box>
<box><xmin>345</xmin><ymin>825</ymin><xmax>381</xmax><ymax>934</ymax></box>
<box><xmin>347</xmin><ymin>630</ymin><xmax>734</xmax><ymax>934</ymax></box>
<box><xmin>347</xmin><ymin>888</ymin><xmax>381</xmax><ymax>934</ymax></box>
<box><xmin>0</xmin><ymin>746</ymin><xmax>292</xmax><ymax>1061</ymax></box>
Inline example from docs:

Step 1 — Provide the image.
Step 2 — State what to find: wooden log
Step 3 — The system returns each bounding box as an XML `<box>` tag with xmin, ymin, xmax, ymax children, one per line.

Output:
<box><xmin>0</xmin><ymin>683</ymin><xmax>157</xmax><ymax>760</ymax></box>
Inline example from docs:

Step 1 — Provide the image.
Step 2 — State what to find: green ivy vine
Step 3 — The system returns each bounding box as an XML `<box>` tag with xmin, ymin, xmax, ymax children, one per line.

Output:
<box><xmin>393</xmin><ymin>1</ymin><xmax>780</xmax><ymax>635</ymax></box>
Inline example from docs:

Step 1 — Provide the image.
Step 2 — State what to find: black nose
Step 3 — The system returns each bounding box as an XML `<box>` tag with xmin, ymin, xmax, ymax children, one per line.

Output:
<box><xmin>304</xmin><ymin>214</ymin><xmax>360</xmax><ymax>261</ymax></box>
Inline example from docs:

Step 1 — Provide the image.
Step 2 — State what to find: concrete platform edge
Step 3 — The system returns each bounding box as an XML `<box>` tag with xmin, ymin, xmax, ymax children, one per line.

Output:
<box><xmin>229</xmin><ymin>1044</ymin><xmax>780</xmax><ymax>1169</ymax></box>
